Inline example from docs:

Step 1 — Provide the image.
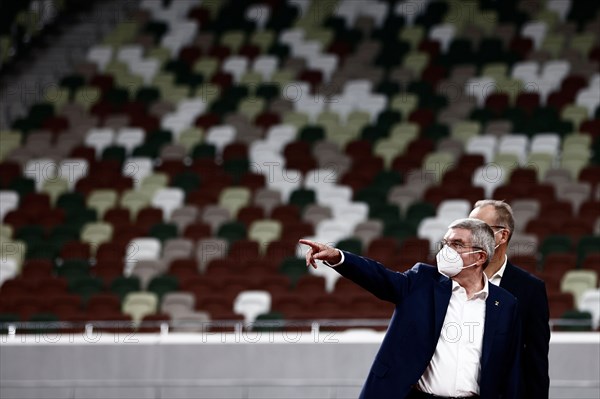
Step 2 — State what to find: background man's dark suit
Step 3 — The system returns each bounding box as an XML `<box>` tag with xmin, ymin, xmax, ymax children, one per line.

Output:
<box><xmin>335</xmin><ymin>251</ymin><xmax>522</xmax><ymax>399</ymax></box>
<box><xmin>500</xmin><ymin>261</ymin><xmax>550</xmax><ymax>398</ymax></box>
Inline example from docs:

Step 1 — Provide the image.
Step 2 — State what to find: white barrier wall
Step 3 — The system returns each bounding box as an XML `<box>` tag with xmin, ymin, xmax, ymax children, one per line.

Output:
<box><xmin>1</xmin><ymin>331</ymin><xmax>598</xmax><ymax>399</ymax></box>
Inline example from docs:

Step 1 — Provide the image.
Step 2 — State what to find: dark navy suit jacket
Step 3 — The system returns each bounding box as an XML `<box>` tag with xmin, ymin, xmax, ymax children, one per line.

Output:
<box><xmin>335</xmin><ymin>251</ymin><xmax>522</xmax><ymax>399</ymax></box>
<box><xmin>500</xmin><ymin>261</ymin><xmax>550</xmax><ymax>398</ymax></box>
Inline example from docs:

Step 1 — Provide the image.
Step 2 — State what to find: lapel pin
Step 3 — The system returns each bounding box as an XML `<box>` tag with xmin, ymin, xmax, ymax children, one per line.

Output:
<box><xmin>494</xmin><ymin>301</ymin><xmax>499</xmax><ymax>306</ymax></box>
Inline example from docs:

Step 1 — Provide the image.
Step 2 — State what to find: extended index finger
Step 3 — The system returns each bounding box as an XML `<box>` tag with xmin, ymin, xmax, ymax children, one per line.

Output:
<box><xmin>298</xmin><ymin>239</ymin><xmax>321</xmax><ymax>251</ymax></box>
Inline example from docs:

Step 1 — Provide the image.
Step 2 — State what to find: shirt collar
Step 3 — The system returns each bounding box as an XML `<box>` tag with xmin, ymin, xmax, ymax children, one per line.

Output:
<box><xmin>490</xmin><ymin>255</ymin><xmax>508</xmax><ymax>281</ymax></box>
<box><xmin>451</xmin><ymin>274</ymin><xmax>490</xmax><ymax>300</ymax></box>
<box><xmin>477</xmin><ymin>273</ymin><xmax>490</xmax><ymax>300</ymax></box>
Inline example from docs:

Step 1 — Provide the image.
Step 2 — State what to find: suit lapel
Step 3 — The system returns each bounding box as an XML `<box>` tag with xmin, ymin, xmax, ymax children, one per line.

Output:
<box><xmin>433</xmin><ymin>276</ymin><xmax>452</xmax><ymax>344</ymax></box>
<box><xmin>499</xmin><ymin>261</ymin><xmax>515</xmax><ymax>291</ymax></box>
<box><xmin>481</xmin><ymin>288</ymin><xmax>501</xmax><ymax>370</ymax></box>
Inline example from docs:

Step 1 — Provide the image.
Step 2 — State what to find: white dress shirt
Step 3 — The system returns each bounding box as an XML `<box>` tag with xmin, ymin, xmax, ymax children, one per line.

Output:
<box><xmin>416</xmin><ymin>275</ymin><xmax>489</xmax><ymax>397</ymax></box>
<box><xmin>488</xmin><ymin>255</ymin><xmax>508</xmax><ymax>286</ymax></box>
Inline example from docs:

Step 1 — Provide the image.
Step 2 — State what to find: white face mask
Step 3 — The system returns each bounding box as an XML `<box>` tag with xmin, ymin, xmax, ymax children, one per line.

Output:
<box><xmin>436</xmin><ymin>245</ymin><xmax>482</xmax><ymax>278</ymax></box>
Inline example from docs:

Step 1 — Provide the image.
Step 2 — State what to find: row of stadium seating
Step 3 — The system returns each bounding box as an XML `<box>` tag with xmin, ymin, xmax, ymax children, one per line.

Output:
<box><xmin>1</xmin><ymin>0</ymin><xmax>599</xmax><ymax>332</ymax></box>
<box><xmin>0</xmin><ymin>0</ymin><xmax>102</xmax><ymax>73</ymax></box>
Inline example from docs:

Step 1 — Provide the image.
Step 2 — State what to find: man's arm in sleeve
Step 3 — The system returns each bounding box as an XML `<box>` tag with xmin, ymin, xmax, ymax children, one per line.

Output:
<box><xmin>299</xmin><ymin>239</ymin><xmax>417</xmax><ymax>304</ymax></box>
<box><xmin>334</xmin><ymin>251</ymin><xmax>416</xmax><ymax>303</ymax></box>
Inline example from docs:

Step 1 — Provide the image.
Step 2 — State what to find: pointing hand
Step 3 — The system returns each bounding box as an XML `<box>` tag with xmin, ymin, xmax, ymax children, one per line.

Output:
<box><xmin>298</xmin><ymin>239</ymin><xmax>342</xmax><ymax>269</ymax></box>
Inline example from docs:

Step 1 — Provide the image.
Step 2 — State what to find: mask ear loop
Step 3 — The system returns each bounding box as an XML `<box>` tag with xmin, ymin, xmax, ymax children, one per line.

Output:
<box><xmin>461</xmin><ymin>249</ymin><xmax>485</xmax><ymax>269</ymax></box>
<box><xmin>493</xmin><ymin>229</ymin><xmax>507</xmax><ymax>250</ymax></box>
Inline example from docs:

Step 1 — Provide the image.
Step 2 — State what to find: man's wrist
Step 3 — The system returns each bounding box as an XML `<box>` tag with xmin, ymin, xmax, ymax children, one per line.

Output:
<box><xmin>323</xmin><ymin>249</ymin><xmax>344</xmax><ymax>267</ymax></box>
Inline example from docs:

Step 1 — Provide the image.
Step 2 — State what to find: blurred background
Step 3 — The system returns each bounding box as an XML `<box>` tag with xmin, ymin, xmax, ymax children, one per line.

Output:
<box><xmin>0</xmin><ymin>0</ymin><xmax>598</xmax><ymax>398</ymax></box>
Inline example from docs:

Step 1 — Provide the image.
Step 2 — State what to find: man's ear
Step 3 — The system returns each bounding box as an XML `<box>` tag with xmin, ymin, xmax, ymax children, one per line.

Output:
<box><xmin>498</xmin><ymin>229</ymin><xmax>510</xmax><ymax>246</ymax></box>
<box><xmin>479</xmin><ymin>250</ymin><xmax>488</xmax><ymax>265</ymax></box>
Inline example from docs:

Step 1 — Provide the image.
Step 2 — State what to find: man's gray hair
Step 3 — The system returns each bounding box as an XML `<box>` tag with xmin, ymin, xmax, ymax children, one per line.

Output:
<box><xmin>448</xmin><ymin>218</ymin><xmax>495</xmax><ymax>268</ymax></box>
<box><xmin>473</xmin><ymin>199</ymin><xmax>515</xmax><ymax>242</ymax></box>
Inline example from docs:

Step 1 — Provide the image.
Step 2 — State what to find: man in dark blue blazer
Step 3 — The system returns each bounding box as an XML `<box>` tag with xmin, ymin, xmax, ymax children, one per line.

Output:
<box><xmin>470</xmin><ymin>200</ymin><xmax>550</xmax><ymax>399</ymax></box>
<box><xmin>301</xmin><ymin>218</ymin><xmax>521</xmax><ymax>399</ymax></box>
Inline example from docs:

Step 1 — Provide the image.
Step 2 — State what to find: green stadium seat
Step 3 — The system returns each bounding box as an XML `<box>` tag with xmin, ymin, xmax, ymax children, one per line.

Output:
<box><xmin>558</xmin><ymin>310</ymin><xmax>593</xmax><ymax>332</ymax></box>
<box><xmin>149</xmin><ymin>223</ymin><xmax>179</xmax><ymax>242</ymax></box>
<box><xmin>405</xmin><ymin>201</ymin><xmax>436</xmax><ymax>229</ymax></box>
<box><xmin>370</xmin><ymin>170</ymin><xmax>403</xmax><ymax>197</ymax></box>
<box><xmin>110</xmin><ymin>276</ymin><xmax>141</xmax><ymax>301</ymax></box>
<box><xmin>336</xmin><ymin>238</ymin><xmax>363</xmax><ymax>255</ymax></box>
<box><xmin>191</xmin><ymin>143</ymin><xmax>217</xmax><ymax>159</ymax></box>
<box><xmin>540</xmin><ymin>235</ymin><xmax>573</xmax><ymax>261</ymax></box>
<box><xmin>171</xmin><ymin>171</ymin><xmax>201</xmax><ymax>194</ymax></box>
<box><xmin>101</xmin><ymin>145</ymin><xmax>127</xmax><ymax>163</ymax></box>
<box><xmin>369</xmin><ymin>204</ymin><xmax>402</xmax><ymax>228</ymax></box>
<box><xmin>254</xmin><ymin>312</ymin><xmax>285</xmax><ymax>332</ymax></box>
<box><xmin>279</xmin><ymin>257</ymin><xmax>308</xmax><ymax>287</ymax></box>
<box><xmin>354</xmin><ymin>188</ymin><xmax>387</xmax><ymax>210</ymax></box>
<box><xmin>289</xmin><ymin>189</ymin><xmax>316</xmax><ymax>211</ymax></box>
<box><xmin>68</xmin><ymin>276</ymin><xmax>104</xmax><ymax>302</ymax></box>
<box><xmin>384</xmin><ymin>222</ymin><xmax>417</xmax><ymax>243</ymax></box>
<box><xmin>147</xmin><ymin>275</ymin><xmax>179</xmax><ymax>301</ymax></box>
<box><xmin>57</xmin><ymin>259</ymin><xmax>90</xmax><ymax>278</ymax></box>
<box><xmin>577</xmin><ymin>236</ymin><xmax>600</xmax><ymax>267</ymax></box>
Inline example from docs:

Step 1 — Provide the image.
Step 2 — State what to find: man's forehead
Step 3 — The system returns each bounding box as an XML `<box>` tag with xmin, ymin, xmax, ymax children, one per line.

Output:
<box><xmin>444</xmin><ymin>227</ymin><xmax>471</xmax><ymax>240</ymax></box>
<box><xmin>470</xmin><ymin>205</ymin><xmax>497</xmax><ymax>223</ymax></box>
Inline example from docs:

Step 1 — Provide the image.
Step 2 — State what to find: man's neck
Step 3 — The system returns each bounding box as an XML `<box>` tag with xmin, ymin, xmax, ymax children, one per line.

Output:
<box><xmin>484</xmin><ymin>248</ymin><xmax>507</xmax><ymax>279</ymax></box>
<box><xmin>453</xmin><ymin>271</ymin><xmax>486</xmax><ymax>299</ymax></box>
